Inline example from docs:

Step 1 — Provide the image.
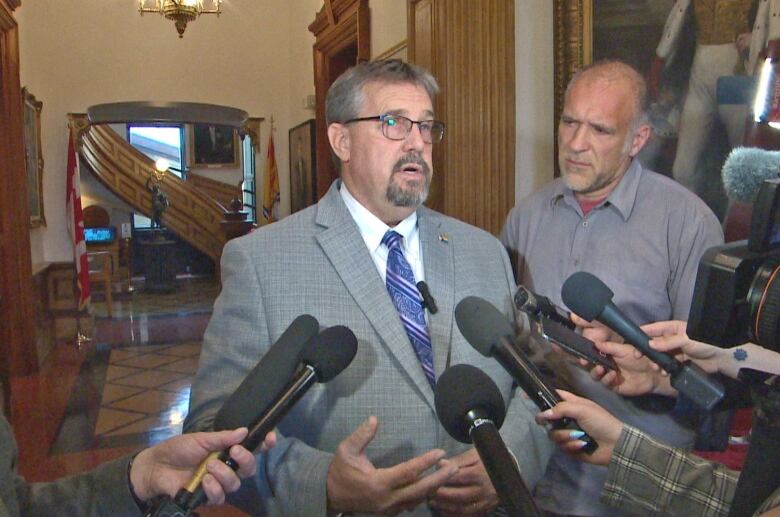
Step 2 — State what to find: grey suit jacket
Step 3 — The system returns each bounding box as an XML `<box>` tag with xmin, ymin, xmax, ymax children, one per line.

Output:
<box><xmin>185</xmin><ymin>181</ymin><xmax>553</xmax><ymax>516</ymax></box>
<box><xmin>0</xmin><ymin>413</ymin><xmax>138</xmax><ymax>517</ymax></box>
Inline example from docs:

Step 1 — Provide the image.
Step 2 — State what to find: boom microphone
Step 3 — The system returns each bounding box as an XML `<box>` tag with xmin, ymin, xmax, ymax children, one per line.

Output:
<box><xmin>455</xmin><ymin>296</ymin><xmax>597</xmax><ymax>453</ymax></box>
<box><xmin>561</xmin><ymin>271</ymin><xmax>724</xmax><ymax>410</ymax></box>
<box><xmin>435</xmin><ymin>364</ymin><xmax>541</xmax><ymax>517</ymax></box>
<box><xmin>722</xmin><ymin>147</ymin><xmax>780</xmax><ymax>203</ymax></box>
<box><xmin>149</xmin><ymin>324</ymin><xmax>358</xmax><ymax>516</ymax></box>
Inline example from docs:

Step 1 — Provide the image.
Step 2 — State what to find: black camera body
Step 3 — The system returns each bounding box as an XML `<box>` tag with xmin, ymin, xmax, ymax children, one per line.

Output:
<box><xmin>687</xmin><ymin>179</ymin><xmax>780</xmax><ymax>349</ymax></box>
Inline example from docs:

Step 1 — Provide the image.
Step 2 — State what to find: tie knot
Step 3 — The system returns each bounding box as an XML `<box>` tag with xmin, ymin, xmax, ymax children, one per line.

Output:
<box><xmin>382</xmin><ymin>230</ymin><xmax>404</xmax><ymax>251</ymax></box>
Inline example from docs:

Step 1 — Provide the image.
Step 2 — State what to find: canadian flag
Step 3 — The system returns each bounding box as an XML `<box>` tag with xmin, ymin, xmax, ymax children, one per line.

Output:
<box><xmin>66</xmin><ymin>129</ymin><xmax>90</xmax><ymax>310</ymax></box>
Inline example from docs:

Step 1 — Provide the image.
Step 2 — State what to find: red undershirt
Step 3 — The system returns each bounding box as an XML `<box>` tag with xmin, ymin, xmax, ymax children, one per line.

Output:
<box><xmin>577</xmin><ymin>196</ymin><xmax>606</xmax><ymax>216</ymax></box>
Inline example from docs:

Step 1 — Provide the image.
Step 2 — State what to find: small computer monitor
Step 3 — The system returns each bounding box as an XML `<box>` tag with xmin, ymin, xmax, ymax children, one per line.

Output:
<box><xmin>84</xmin><ymin>226</ymin><xmax>116</xmax><ymax>244</ymax></box>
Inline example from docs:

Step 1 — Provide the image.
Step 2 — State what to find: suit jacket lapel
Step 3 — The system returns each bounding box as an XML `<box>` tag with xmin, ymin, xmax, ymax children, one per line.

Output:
<box><xmin>418</xmin><ymin>208</ymin><xmax>455</xmax><ymax>380</ymax></box>
<box><xmin>315</xmin><ymin>182</ymin><xmax>436</xmax><ymax>409</ymax></box>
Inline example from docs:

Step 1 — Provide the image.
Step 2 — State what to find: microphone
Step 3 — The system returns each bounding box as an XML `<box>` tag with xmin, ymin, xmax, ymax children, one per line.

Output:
<box><xmin>149</xmin><ymin>324</ymin><xmax>358</xmax><ymax>516</ymax></box>
<box><xmin>214</xmin><ymin>314</ymin><xmax>319</xmax><ymax>431</ymax></box>
<box><xmin>455</xmin><ymin>296</ymin><xmax>597</xmax><ymax>454</ymax></box>
<box><xmin>514</xmin><ymin>284</ymin><xmax>575</xmax><ymax>330</ymax></box>
<box><xmin>722</xmin><ymin>147</ymin><xmax>780</xmax><ymax>203</ymax></box>
<box><xmin>561</xmin><ymin>271</ymin><xmax>725</xmax><ymax>410</ymax></box>
<box><xmin>416</xmin><ymin>281</ymin><xmax>438</xmax><ymax>314</ymax></box>
<box><xmin>435</xmin><ymin>363</ymin><xmax>541</xmax><ymax>517</ymax></box>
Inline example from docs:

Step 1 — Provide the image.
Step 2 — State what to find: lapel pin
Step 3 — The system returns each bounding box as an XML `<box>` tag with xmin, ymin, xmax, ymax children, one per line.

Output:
<box><xmin>438</xmin><ymin>234</ymin><xmax>449</xmax><ymax>243</ymax></box>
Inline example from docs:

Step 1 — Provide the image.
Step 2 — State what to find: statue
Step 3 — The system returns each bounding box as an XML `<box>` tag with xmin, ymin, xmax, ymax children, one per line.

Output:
<box><xmin>146</xmin><ymin>177</ymin><xmax>169</xmax><ymax>230</ymax></box>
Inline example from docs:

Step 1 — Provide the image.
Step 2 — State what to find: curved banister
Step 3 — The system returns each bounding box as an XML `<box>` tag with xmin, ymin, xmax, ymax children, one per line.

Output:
<box><xmin>72</xmin><ymin>115</ymin><xmax>228</xmax><ymax>264</ymax></box>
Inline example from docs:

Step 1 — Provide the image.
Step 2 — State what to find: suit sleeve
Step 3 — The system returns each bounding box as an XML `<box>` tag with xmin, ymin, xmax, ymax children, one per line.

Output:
<box><xmin>184</xmin><ymin>237</ymin><xmax>334</xmax><ymax>516</ymax></box>
<box><xmin>490</xmin><ymin>238</ymin><xmax>555</xmax><ymax>488</ymax></box>
<box><xmin>15</xmin><ymin>456</ymin><xmax>139</xmax><ymax>516</ymax></box>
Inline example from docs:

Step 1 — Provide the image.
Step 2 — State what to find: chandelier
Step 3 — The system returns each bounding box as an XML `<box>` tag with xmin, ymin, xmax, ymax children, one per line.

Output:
<box><xmin>138</xmin><ymin>0</ymin><xmax>222</xmax><ymax>38</ymax></box>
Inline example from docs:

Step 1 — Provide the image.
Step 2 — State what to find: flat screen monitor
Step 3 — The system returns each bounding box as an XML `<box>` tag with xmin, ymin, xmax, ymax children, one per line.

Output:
<box><xmin>84</xmin><ymin>226</ymin><xmax>116</xmax><ymax>244</ymax></box>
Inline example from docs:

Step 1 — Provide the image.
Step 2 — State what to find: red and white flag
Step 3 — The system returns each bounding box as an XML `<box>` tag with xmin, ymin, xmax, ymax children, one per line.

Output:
<box><xmin>66</xmin><ymin>130</ymin><xmax>90</xmax><ymax>310</ymax></box>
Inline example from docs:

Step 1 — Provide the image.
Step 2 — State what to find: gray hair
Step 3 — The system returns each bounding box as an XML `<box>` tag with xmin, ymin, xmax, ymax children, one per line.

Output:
<box><xmin>565</xmin><ymin>59</ymin><xmax>649</xmax><ymax>132</ymax></box>
<box><xmin>326</xmin><ymin>59</ymin><xmax>439</xmax><ymax>170</ymax></box>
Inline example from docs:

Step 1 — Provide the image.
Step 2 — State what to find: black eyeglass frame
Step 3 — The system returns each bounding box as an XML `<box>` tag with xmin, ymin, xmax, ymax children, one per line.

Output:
<box><xmin>343</xmin><ymin>114</ymin><xmax>446</xmax><ymax>144</ymax></box>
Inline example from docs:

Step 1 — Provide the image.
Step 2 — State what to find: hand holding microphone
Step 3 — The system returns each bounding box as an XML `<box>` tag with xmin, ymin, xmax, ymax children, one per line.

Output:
<box><xmin>455</xmin><ymin>296</ymin><xmax>598</xmax><ymax>454</ymax></box>
<box><xmin>562</xmin><ymin>272</ymin><xmax>725</xmax><ymax>410</ymax></box>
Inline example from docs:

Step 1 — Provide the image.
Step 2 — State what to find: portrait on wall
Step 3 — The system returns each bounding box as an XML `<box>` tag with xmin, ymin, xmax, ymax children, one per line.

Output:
<box><xmin>22</xmin><ymin>87</ymin><xmax>46</xmax><ymax>228</ymax></box>
<box><xmin>190</xmin><ymin>123</ymin><xmax>240</xmax><ymax>168</ymax></box>
<box><xmin>555</xmin><ymin>0</ymin><xmax>757</xmax><ymax>219</ymax></box>
<box><xmin>289</xmin><ymin>119</ymin><xmax>317</xmax><ymax>214</ymax></box>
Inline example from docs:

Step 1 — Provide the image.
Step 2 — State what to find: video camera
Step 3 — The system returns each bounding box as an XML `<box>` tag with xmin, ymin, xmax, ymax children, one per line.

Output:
<box><xmin>687</xmin><ymin>178</ymin><xmax>780</xmax><ymax>350</ymax></box>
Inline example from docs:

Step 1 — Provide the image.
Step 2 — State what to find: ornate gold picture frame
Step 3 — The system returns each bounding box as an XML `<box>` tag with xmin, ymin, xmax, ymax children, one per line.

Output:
<box><xmin>22</xmin><ymin>87</ymin><xmax>45</xmax><ymax>228</ymax></box>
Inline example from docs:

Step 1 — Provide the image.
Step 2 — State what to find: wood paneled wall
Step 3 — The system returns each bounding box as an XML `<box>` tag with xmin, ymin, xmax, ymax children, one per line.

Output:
<box><xmin>0</xmin><ymin>0</ymin><xmax>37</xmax><ymax>416</ymax></box>
<box><xmin>409</xmin><ymin>0</ymin><xmax>515</xmax><ymax>236</ymax></box>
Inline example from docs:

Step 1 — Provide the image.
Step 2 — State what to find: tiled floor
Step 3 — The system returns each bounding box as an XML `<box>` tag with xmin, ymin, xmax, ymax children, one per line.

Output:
<box><xmin>11</xmin><ymin>275</ymin><xmax>249</xmax><ymax>516</ymax></box>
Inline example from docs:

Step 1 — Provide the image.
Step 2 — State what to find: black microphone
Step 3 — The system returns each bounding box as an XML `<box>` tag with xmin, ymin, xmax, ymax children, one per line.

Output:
<box><xmin>721</xmin><ymin>147</ymin><xmax>780</xmax><ymax>203</ymax></box>
<box><xmin>214</xmin><ymin>314</ymin><xmax>320</xmax><ymax>431</ymax></box>
<box><xmin>416</xmin><ymin>281</ymin><xmax>438</xmax><ymax>314</ymax></box>
<box><xmin>514</xmin><ymin>284</ymin><xmax>575</xmax><ymax>330</ymax></box>
<box><xmin>150</xmin><ymin>324</ymin><xmax>358</xmax><ymax>516</ymax></box>
<box><xmin>561</xmin><ymin>271</ymin><xmax>724</xmax><ymax>410</ymax></box>
<box><xmin>435</xmin><ymin>364</ymin><xmax>541</xmax><ymax>517</ymax></box>
<box><xmin>455</xmin><ymin>296</ymin><xmax>598</xmax><ymax>454</ymax></box>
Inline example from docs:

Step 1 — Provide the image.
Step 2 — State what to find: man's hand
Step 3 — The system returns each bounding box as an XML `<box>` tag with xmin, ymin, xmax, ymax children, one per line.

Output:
<box><xmin>130</xmin><ymin>427</ymin><xmax>269</xmax><ymax>505</ymax></box>
<box><xmin>428</xmin><ymin>448</ymin><xmax>499</xmax><ymax>516</ymax></box>
<box><xmin>326</xmin><ymin>416</ymin><xmax>458</xmax><ymax>515</ymax></box>
<box><xmin>536</xmin><ymin>390</ymin><xmax>623</xmax><ymax>467</ymax></box>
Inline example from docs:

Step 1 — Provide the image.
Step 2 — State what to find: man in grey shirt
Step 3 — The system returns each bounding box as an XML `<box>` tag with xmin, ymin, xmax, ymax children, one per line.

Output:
<box><xmin>500</xmin><ymin>60</ymin><xmax>724</xmax><ymax>515</ymax></box>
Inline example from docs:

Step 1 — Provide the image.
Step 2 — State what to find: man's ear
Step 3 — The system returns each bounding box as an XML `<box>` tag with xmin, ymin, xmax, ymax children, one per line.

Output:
<box><xmin>327</xmin><ymin>123</ymin><xmax>351</xmax><ymax>164</ymax></box>
<box><xmin>628</xmin><ymin>123</ymin><xmax>651</xmax><ymax>158</ymax></box>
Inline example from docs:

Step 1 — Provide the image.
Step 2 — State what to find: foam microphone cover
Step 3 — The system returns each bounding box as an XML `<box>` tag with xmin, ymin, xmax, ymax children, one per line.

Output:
<box><xmin>561</xmin><ymin>272</ymin><xmax>614</xmax><ymax>322</ymax></box>
<box><xmin>302</xmin><ymin>325</ymin><xmax>358</xmax><ymax>382</ymax></box>
<box><xmin>722</xmin><ymin>147</ymin><xmax>780</xmax><ymax>203</ymax></box>
<box><xmin>213</xmin><ymin>314</ymin><xmax>319</xmax><ymax>431</ymax></box>
<box><xmin>455</xmin><ymin>296</ymin><xmax>514</xmax><ymax>357</ymax></box>
<box><xmin>435</xmin><ymin>364</ymin><xmax>507</xmax><ymax>444</ymax></box>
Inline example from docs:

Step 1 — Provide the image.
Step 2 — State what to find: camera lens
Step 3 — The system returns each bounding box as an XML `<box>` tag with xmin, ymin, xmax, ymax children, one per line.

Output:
<box><xmin>747</xmin><ymin>258</ymin><xmax>780</xmax><ymax>351</ymax></box>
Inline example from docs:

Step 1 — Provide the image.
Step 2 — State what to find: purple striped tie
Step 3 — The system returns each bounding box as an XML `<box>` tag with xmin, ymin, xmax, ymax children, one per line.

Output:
<box><xmin>382</xmin><ymin>230</ymin><xmax>435</xmax><ymax>388</ymax></box>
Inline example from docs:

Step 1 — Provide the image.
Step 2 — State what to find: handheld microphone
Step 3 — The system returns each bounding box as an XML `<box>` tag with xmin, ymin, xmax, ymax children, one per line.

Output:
<box><xmin>561</xmin><ymin>271</ymin><xmax>725</xmax><ymax>410</ymax></box>
<box><xmin>455</xmin><ymin>296</ymin><xmax>598</xmax><ymax>454</ymax></box>
<box><xmin>721</xmin><ymin>147</ymin><xmax>780</xmax><ymax>203</ymax></box>
<box><xmin>148</xmin><ymin>324</ymin><xmax>358</xmax><ymax>516</ymax></box>
<box><xmin>214</xmin><ymin>314</ymin><xmax>319</xmax><ymax>431</ymax></box>
<box><xmin>435</xmin><ymin>364</ymin><xmax>541</xmax><ymax>517</ymax></box>
<box><xmin>514</xmin><ymin>285</ymin><xmax>575</xmax><ymax>330</ymax></box>
<box><xmin>416</xmin><ymin>281</ymin><xmax>438</xmax><ymax>314</ymax></box>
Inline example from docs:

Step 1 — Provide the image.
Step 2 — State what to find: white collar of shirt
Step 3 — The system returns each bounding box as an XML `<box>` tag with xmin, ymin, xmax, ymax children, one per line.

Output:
<box><xmin>339</xmin><ymin>182</ymin><xmax>425</xmax><ymax>283</ymax></box>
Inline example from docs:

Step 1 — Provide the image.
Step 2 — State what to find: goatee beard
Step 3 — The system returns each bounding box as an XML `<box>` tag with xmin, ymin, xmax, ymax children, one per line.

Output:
<box><xmin>387</xmin><ymin>153</ymin><xmax>431</xmax><ymax>207</ymax></box>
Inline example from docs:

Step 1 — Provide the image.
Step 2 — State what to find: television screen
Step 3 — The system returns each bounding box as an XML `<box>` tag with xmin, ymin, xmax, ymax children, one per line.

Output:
<box><xmin>84</xmin><ymin>226</ymin><xmax>116</xmax><ymax>244</ymax></box>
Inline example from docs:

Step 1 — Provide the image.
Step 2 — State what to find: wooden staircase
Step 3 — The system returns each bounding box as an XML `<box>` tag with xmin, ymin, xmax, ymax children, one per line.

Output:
<box><xmin>70</xmin><ymin>114</ymin><xmax>229</xmax><ymax>265</ymax></box>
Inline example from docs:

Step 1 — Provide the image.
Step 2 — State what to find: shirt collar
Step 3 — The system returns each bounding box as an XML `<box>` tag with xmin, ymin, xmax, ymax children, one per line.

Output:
<box><xmin>339</xmin><ymin>182</ymin><xmax>418</xmax><ymax>253</ymax></box>
<box><xmin>551</xmin><ymin>159</ymin><xmax>643</xmax><ymax>221</ymax></box>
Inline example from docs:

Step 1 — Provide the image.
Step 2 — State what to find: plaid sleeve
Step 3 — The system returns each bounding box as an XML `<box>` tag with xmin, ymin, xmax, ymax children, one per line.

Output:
<box><xmin>601</xmin><ymin>425</ymin><xmax>739</xmax><ymax>516</ymax></box>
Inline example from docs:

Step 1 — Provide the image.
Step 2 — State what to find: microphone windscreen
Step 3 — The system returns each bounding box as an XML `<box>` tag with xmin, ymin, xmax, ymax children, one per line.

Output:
<box><xmin>561</xmin><ymin>272</ymin><xmax>613</xmax><ymax>321</ymax></box>
<box><xmin>435</xmin><ymin>364</ymin><xmax>507</xmax><ymax>444</ymax></box>
<box><xmin>213</xmin><ymin>314</ymin><xmax>319</xmax><ymax>431</ymax></box>
<box><xmin>455</xmin><ymin>296</ymin><xmax>514</xmax><ymax>357</ymax></box>
<box><xmin>301</xmin><ymin>325</ymin><xmax>358</xmax><ymax>382</ymax></box>
<box><xmin>722</xmin><ymin>147</ymin><xmax>780</xmax><ymax>203</ymax></box>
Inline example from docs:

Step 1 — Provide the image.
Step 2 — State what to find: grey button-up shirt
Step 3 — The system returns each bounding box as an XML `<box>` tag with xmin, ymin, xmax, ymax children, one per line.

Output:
<box><xmin>500</xmin><ymin>160</ymin><xmax>724</xmax><ymax>515</ymax></box>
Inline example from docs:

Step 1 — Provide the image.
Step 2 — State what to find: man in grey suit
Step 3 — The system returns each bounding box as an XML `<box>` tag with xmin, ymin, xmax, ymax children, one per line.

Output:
<box><xmin>0</xmin><ymin>411</ymin><xmax>261</xmax><ymax>516</ymax></box>
<box><xmin>185</xmin><ymin>59</ymin><xmax>552</xmax><ymax>515</ymax></box>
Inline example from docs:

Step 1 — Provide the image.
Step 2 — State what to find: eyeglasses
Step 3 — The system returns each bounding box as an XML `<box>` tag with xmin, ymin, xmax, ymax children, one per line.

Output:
<box><xmin>344</xmin><ymin>114</ymin><xmax>446</xmax><ymax>144</ymax></box>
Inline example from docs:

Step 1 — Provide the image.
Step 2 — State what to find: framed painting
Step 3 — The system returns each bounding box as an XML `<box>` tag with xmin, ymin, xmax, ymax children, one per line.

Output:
<box><xmin>22</xmin><ymin>87</ymin><xmax>45</xmax><ymax>228</ymax></box>
<box><xmin>289</xmin><ymin>119</ymin><xmax>317</xmax><ymax>214</ymax></box>
<box><xmin>189</xmin><ymin>123</ymin><xmax>240</xmax><ymax>168</ymax></box>
<box><xmin>554</xmin><ymin>0</ymin><xmax>740</xmax><ymax>216</ymax></box>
